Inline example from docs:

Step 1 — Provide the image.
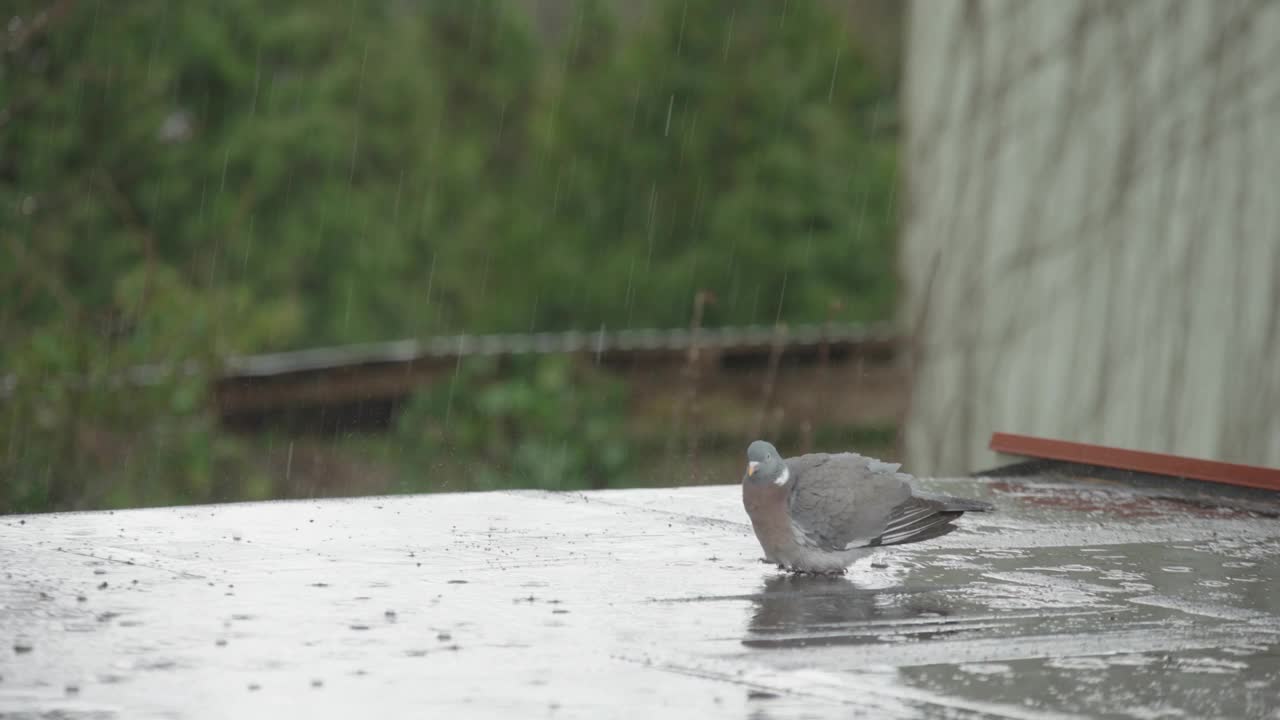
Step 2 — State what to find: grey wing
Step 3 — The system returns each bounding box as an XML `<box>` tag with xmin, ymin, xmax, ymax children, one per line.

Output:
<box><xmin>785</xmin><ymin>453</ymin><xmax>914</xmax><ymax>552</ymax></box>
<box><xmin>787</xmin><ymin>454</ymin><xmax>984</xmax><ymax>551</ymax></box>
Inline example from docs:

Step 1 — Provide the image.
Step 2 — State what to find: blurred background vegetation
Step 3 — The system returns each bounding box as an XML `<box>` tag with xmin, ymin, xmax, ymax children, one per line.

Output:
<box><xmin>1</xmin><ymin>0</ymin><xmax>903</xmax><ymax>513</ymax></box>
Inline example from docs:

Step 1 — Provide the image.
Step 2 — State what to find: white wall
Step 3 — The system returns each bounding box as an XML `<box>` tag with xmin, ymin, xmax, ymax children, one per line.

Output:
<box><xmin>901</xmin><ymin>0</ymin><xmax>1280</xmax><ymax>475</ymax></box>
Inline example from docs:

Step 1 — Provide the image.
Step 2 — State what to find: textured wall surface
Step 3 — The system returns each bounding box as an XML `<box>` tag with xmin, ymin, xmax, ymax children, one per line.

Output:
<box><xmin>901</xmin><ymin>0</ymin><xmax>1280</xmax><ymax>475</ymax></box>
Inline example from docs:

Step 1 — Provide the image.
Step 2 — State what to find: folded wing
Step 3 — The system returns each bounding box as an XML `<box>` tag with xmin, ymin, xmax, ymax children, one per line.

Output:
<box><xmin>786</xmin><ymin>453</ymin><xmax>991</xmax><ymax>551</ymax></box>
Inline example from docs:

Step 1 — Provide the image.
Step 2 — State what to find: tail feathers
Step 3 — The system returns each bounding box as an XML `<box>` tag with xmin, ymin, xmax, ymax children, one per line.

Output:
<box><xmin>866</xmin><ymin>492</ymin><xmax>994</xmax><ymax>549</ymax></box>
<box><xmin>871</xmin><ymin>511</ymin><xmax>963</xmax><ymax>546</ymax></box>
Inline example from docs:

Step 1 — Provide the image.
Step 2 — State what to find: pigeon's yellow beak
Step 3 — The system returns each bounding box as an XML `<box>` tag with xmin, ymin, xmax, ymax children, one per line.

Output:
<box><xmin>747</xmin><ymin>461</ymin><xmax>759</xmax><ymax>476</ymax></box>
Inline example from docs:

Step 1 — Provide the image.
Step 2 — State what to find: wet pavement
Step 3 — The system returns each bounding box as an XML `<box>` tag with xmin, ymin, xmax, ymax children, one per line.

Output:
<box><xmin>2</xmin><ymin>475</ymin><xmax>1279</xmax><ymax>719</ymax></box>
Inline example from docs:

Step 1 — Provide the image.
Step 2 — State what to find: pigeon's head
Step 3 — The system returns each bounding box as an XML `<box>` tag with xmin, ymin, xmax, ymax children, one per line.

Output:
<box><xmin>745</xmin><ymin>440</ymin><xmax>790</xmax><ymax>487</ymax></box>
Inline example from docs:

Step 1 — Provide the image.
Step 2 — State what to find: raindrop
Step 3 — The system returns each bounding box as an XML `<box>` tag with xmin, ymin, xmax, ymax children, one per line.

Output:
<box><xmin>827</xmin><ymin>47</ymin><xmax>842</xmax><ymax>103</ymax></box>
<box><xmin>218</xmin><ymin>146</ymin><xmax>230</xmax><ymax>196</ymax></box>
<box><xmin>250</xmin><ymin>45</ymin><xmax>262</xmax><ymax>116</ymax></box>
<box><xmin>645</xmin><ymin>184</ymin><xmax>658</xmax><ymax>270</ymax></box>
<box><xmin>424</xmin><ymin>251</ymin><xmax>437</xmax><ymax>312</ymax></box>
<box><xmin>774</xmin><ymin>272</ymin><xmax>789</xmax><ymax>325</ymax></box>
<box><xmin>675</xmin><ymin>1</ymin><xmax>688</xmax><ymax>55</ymax></box>
<box><xmin>722</xmin><ymin>10</ymin><xmax>735</xmax><ymax>61</ymax></box>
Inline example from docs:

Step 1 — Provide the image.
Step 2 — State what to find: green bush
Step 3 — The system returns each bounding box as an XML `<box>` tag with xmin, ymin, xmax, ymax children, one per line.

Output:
<box><xmin>393</xmin><ymin>356</ymin><xmax>631</xmax><ymax>492</ymax></box>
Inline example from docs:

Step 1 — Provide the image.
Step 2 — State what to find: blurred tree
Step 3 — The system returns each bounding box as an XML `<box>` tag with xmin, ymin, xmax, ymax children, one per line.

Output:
<box><xmin>510</xmin><ymin>0</ymin><xmax>899</xmax><ymax>330</ymax></box>
<box><xmin>0</xmin><ymin>0</ymin><xmax>898</xmax><ymax>511</ymax></box>
<box><xmin>1</xmin><ymin>0</ymin><xmax>477</xmax><ymax>508</ymax></box>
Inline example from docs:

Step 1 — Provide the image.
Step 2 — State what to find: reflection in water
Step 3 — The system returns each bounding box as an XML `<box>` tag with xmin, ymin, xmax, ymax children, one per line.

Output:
<box><xmin>744</xmin><ymin>574</ymin><xmax>954</xmax><ymax>649</ymax></box>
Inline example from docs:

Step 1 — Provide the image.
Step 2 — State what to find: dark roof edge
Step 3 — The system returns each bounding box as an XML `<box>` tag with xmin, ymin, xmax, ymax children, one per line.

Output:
<box><xmin>989</xmin><ymin>432</ymin><xmax>1280</xmax><ymax>493</ymax></box>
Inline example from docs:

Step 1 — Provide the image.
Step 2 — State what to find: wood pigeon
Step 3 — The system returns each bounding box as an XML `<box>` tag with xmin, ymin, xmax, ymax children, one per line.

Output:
<box><xmin>742</xmin><ymin>440</ymin><xmax>993</xmax><ymax>574</ymax></box>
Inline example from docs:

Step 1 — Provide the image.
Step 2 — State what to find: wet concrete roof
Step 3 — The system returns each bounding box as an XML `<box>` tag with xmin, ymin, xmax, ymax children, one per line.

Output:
<box><xmin>2</xmin><ymin>474</ymin><xmax>1279</xmax><ymax>719</ymax></box>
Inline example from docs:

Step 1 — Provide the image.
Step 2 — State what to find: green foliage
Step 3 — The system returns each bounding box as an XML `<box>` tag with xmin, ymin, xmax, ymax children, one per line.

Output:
<box><xmin>508</xmin><ymin>0</ymin><xmax>898</xmax><ymax>329</ymax></box>
<box><xmin>1</xmin><ymin>0</ymin><xmax>899</xmax><ymax>511</ymax></box>
<box><xmin>0</xmin><ymin>261</ymin><xmax>271</xmax><ymax>512</ymax></box>
<box><xmin>393</xmin><ymin>356</ymin><xmax>631</xmax><ymax>492</ymax></box>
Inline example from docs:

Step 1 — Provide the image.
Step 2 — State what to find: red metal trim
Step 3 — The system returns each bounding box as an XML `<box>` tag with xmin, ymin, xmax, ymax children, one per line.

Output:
<box><xmin>989</xmin><ymin>432</ymin><xmax>1280</xmax><ymax>492</ymax></box>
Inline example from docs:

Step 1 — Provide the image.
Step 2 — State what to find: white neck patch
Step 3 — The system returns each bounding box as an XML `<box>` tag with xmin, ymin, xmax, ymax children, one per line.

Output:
<box><xmin>774</xmin><ymin>466</ymin><xmax>790</xmax><ymax>486</ymax></box>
